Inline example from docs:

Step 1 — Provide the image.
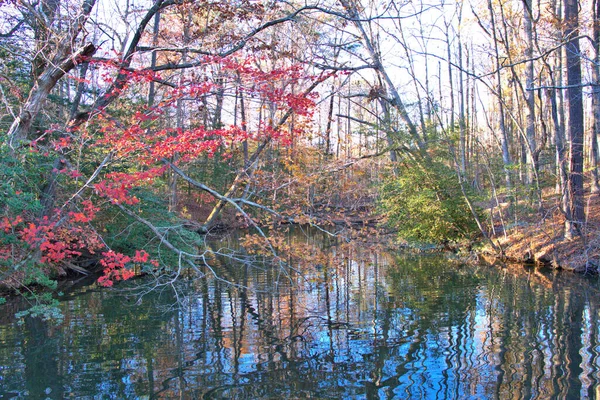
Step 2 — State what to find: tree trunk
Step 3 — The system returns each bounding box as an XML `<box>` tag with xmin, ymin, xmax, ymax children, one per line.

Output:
<box><xmin>549</xmin><ymin>87</ymin><xmax>570</xmax><ymax>218</ymax></box>
<box><xmin>445</xmin><ymin>23</ymin><xmax>455</xmax><ymax>133</ymax></box>
<box><xmin>377</xmin><ymin>98</ymin><xmax>397</xmax><ymax>163</ymax></box>
<box><xmin>523</xmin><ymin>0</ymin><xmax>537</xmax><ymax>185</ymax></box>
<box><xmin>591</xmin><ymin>0</ymin><xmax>600</xmax><ymax>193</ymax></box>
<box><xmin>339</xmin><ymin>0</ymin><xmax>425</xmax><ymax>152</ymax></box>
<box><xmin>325</xmin><ymin>90</ymin><xmax>335</xmax><ymax>155</ymax></box>
<box><xmin>69</xmin><ymin>62</ymin><xmax>90</xmax><ymax>120</ymax></box>
<box><xmin>487</xmin><ymin>0</ymin><xmax>512</xmax><ymax>188</ymax></box>
<box><xmin>564</xmin><ymin>0</ymin><xmax>585</xmax><ymax>238</ymax></box>
<box><xmin>147</xmin><ymin>10</ymin><xmax>161</xmax><ymax>107</ymax></box>
<box><xmin>212</xmin><ymin>74</ymin><xmax>225</xmax><ymax>129</ymax></box>
<box><xmin>8</xmin><ymin>43</ymin><xmax>96</xmax><ymax>148</ymax></box>
<box><xmin>458</xmin><ymin>26</ymin><xmax>467</xmax><ymax>175</ymax></box>
<box><xmin>239</xmin><ymin>80</ymin><xmax>249</xmax><ymax>166</ymax></box>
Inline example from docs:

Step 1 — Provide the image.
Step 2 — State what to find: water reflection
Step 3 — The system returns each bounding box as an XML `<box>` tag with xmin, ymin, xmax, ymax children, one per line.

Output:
<box><xmin>0</xmin><ymin>230</ymin><xmax>599</xmax><ymax>399</ymax></box>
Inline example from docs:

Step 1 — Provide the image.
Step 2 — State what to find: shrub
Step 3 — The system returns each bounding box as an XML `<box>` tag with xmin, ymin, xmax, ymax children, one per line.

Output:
<box><xmin>379</xmin><ymin>160</ymin><xmax>480</xmax><ymax>245</ymax></box>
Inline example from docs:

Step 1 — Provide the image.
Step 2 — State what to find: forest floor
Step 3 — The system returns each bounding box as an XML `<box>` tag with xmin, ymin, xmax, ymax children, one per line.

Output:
<box><xmin>480</xmin><ymin>186</ymin><xmax>600</xmax><ymax>273</ymax></box>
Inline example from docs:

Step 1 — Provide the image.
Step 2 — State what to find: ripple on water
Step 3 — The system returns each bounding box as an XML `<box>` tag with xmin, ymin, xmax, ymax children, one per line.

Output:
<box><xmin>0</xmin><ymin>242</ymin><xmax>599</xmax><ymax>398</ymax></box>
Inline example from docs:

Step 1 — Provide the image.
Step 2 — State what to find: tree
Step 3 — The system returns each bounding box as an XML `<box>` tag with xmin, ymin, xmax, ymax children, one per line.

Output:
<box><xmin>6</xmin><ymin>0</ymin><xmax>97</xmax><ymax>149</ymax></box>
<box><xmin>591</xmin><ymin>0</ymin><xmax>600</xmax><ymax>193</ymax></box>
<box><xmin>0</xmin><ymin>0</ymin><xmax>326</xmax><ymax>299</ymax></box>
<box><xmin>485</xmin><ymin>0</ymin><xmax>512</xmax><ymax>188</ymax></box>
<box><xmin>337</xmin><ymin>0</ymin><xmax>426</xmax><ymax>153</ymax></box>
<box><xmin>564</xmin><ymin>0</ymin><xmax>585</xmax><ymax>238</ymax></box>
<box><xmin>523</xmin><ymin>0</ymin><xmax>538</xmax><ymax>186</ymax></box>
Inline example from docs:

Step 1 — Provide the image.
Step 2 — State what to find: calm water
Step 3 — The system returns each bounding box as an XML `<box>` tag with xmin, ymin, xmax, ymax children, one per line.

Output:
<box><xmin>1</xmin><ymin>231</ymin><xmax>600</xmax><ymax>399</ymax></box>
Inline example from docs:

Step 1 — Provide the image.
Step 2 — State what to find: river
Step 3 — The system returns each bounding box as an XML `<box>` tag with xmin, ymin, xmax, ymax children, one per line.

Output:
<box><xmin>0</xmin><ymin>229</ymin><xmax>599</xmax><ymax>399</ymax></box>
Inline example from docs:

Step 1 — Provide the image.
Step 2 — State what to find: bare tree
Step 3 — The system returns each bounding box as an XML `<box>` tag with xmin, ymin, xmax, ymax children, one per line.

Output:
<box><xmin>591</xmin><ymin>0</ymin><xmax>600</xmax><ymax>193</ymax></box>
<box><xmin>564</xmin><ymin>0</ymin><xmax>585</xmax><ymax>238</ymax></box>
<box><xmin>486</xmin><ymin>0</ymin><xmax>512</xmax><ymax>188</ymax></box>
<box><xmin>7</xmin><ymin>0</ymin><xmax>97</xmax><ymax>149</ymax></box>
<box><xmin>523</xmin><ymin>0</ymin><xmax>537</xmax><ymax>185</ymax></box>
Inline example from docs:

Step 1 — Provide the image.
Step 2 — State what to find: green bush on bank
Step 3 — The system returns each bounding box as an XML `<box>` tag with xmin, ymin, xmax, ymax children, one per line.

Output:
<box><xmin>379</xmin><ymin>160</ymin><xmax>480</xmax><ymax>245</ymax></box>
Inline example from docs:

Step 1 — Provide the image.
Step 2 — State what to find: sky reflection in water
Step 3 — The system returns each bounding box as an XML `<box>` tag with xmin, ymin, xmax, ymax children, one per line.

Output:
<box><xmin>0</xmin><ymin>231</ymin><xmax>599</xmax><ymax>399</ymax></box>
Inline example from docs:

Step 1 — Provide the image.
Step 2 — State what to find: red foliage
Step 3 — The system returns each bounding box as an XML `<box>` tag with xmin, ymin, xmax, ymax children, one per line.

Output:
<box><xmin>91</xmin><ymin>54</ymin><xmax>316</xmax><ymax>155</ymax></box>
<box><xmin>1</xmin><ymin>215</ymin><xmax>23</xmax><ymax>233</ymax></box>
<box><xmin>98</xmin><ymin>250</ymin><xmax>134</xmax><ymax>287</ymax></box>
<box><xmin>52</xmin><ymin>136</ymin><xmax>72</xmax><ymax>151</ymax></box>
<box><xmin>133</xmin><ymin>250</ymin><xmax>149</xmax><ymax>263</ymax></box>
<box><xmin>2</xmin><ymin>206</ymin><xmax>150</xmax><ymax>287</ymax></box>
<box><xmin>97</xmin><ymin>249</ymin><xmax>157</xmax><ymax>287</ymax></box>
<box><xmin>94</xmin><ymin>166</ymin><xmax>166</xmax><ymax>204</ymax></box>
<box><xmin>2</xmin><ymin>203</ymin><xmax>105</xmax><ymax>270</ymax></box>
<box><xmin>1</xmin><ymin>54</ymin><xmax>318</xmax><ymax>288</ymax></box>
<box><xmin>68</xmin><ymin>200</ymin><xmax>99</xmax><ymax>223</ymax></box>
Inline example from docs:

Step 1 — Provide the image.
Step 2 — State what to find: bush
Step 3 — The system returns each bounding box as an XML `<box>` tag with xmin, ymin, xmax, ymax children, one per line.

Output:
<box><xmin>379</xmin><ymin>160</ymin><xmax>480</xmax><ymax>245</ymax></box>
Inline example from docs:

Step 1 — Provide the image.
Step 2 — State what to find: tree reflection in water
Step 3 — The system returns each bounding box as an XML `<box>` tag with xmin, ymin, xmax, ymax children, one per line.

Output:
<box><xmin>0</xmin><ymin>228</ymin><xmax>599</xmax><ymax>399</ymax></box>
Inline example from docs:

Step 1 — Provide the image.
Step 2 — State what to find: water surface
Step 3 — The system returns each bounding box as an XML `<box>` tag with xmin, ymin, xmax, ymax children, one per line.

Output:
<box><xmin>0</xmin><ymin>231</ymin><xmax>599</xmax><ymax>399</ymax></box>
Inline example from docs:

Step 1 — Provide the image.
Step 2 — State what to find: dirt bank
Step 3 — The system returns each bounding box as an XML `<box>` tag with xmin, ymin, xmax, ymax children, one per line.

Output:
<box><xmin>479</xmin><ymin>190</ymin><xmax>600</xmax><ymax>274</ymax></box>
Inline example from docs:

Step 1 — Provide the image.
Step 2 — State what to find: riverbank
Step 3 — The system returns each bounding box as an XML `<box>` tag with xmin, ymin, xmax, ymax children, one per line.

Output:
<box><xmin>478</xmin><ymin>190</ymin><xmax>600</xmax><ymax>274</ymax></box>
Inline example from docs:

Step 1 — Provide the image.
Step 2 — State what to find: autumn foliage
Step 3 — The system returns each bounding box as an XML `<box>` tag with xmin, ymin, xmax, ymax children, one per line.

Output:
<box><xmin>0</xmin><ymin>46</ymin><xmax>320</xmax><ymax>289</ymax></box>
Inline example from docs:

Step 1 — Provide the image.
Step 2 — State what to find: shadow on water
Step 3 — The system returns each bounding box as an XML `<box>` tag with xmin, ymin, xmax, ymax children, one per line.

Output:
<box><xmin>0</xmin><ymin>227</ymin><xmax>599</xmax><ymax>399</ymax></box>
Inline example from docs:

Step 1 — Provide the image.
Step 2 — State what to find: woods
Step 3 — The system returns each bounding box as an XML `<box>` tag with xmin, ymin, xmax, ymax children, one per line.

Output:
<box><xmin>1</xmin><ymin>0</ymin><xmax>600</xmax><ymax>307</ymax></box>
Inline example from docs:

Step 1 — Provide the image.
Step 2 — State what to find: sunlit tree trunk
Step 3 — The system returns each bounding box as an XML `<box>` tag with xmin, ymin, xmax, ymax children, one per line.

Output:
<box><xmin>591</xmin><ymin>0</ymin><xmax>600</xmax><ymax>193</ymax></box>
<box><xmin>548</xmin><ymin>86</ymin><xmax>570</xmax><ymax>221</ymax></box>
<box><xmin>523</xmin><ymin>0</ymin><xmax>537</xmax><ymax>186</ymax></box>
<box><xmin>458</xmin><ymin>32</ymin><xmax>467</xmax><ymax>175</ymax></box>
<box><xmin>338</xmin><ymin>0</ymin><xmax>425</xmax><ymax>152</ymax></box>
<box><xmin>212</xmin><ymin>72</ymin><xmax>225</xmax><ymax>129</ymax></box>
<box><xmin>444</xmin><ymin>21</ymin><xmax>455</xmax><ymax>135</ymax></box>
<box><xmin>487</xmin><ymin>0</ymin><xmax>512</xmax><ymax>189</ymax></box>
<box><xmin>325</xmin><ymin>89</ymin><xmax>335</xmax><ymax>155</ymax></box>
<box><xmin>456</xmin><ymin>4</ymin><xmax>467</xmax><ymax>176</ymax></box>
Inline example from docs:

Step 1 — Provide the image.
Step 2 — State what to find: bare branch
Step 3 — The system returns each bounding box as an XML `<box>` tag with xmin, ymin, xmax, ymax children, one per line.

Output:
<box><xmin>0</xmin><ymin>19</ymin><xmax>24</xmax><ymax>38</ymax></box>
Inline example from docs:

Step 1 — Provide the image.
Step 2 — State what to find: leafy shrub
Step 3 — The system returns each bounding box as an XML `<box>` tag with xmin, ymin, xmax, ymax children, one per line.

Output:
<box><xmin>379</xmin><ymin>160</ymin><xmax>480</xmax><ymax>245</ymax></box>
